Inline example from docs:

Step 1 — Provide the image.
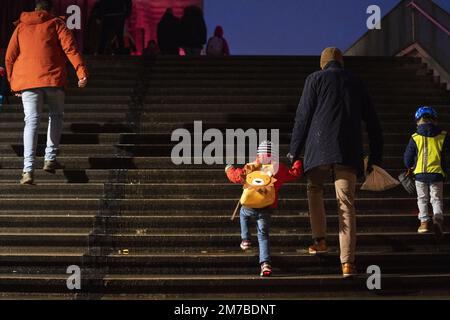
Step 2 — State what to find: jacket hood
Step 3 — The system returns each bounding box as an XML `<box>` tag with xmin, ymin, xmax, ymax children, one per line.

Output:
<box><xmin>16</xmin><ymin>11</ymin><xmax>56</xmax><ymax>26</ymax></box>
<box><xmin>214</xmin><ymin>26</ymin><xmax>224</xmax><ymax>37</ymax></box>
<box><xmin>417</xmin><ymin>123</ymin><xmax>442</xmax><ymax>137</ymax></box>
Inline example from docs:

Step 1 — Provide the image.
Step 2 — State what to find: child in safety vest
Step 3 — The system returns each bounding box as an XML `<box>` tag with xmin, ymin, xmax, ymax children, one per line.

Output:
<box><xmin>404</xmin><ymin>106</ymin><xmax>448</xmax><ymax>235</ymax></box>
<box><xmin>225</xmin><ymin>141</ymin><xmax>303</xmax><ymax>276</ymax></box>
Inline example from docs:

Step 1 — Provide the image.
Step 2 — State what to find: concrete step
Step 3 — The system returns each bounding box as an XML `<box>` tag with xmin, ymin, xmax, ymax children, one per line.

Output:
<box><xmin>0</xmin><ymin>156</ymin><xmax>418</xmax><ymax>169</ymax></box>
<box><xmin>0</xmin><ymin>273</ymin><xmax>448</xmax><ymax>297</ymax></box>
<box><xmin>2</xmin><ymin>112</ymin><xmax>450</xmax><ymax>124</ymax></box>
<box><xmin>8</xmin><ymin>96</ymin><xmax>132</xmax><ymax>104</ymax></box>
<box><xmin>83</xmin><ymin>55</ymin><xmax>420</xmax><ymax>64</ymax></box>
<box><xmin>0</xmin><ymin>168</ymin><xmax>414</xmax><ymax>183</ymax></box>
<box><xmin>3</xmin><ymin>103</ymin><xmax>448</xmax><ymax>115</ymax></box>
<box><xmin>0</xmin><ymin>214</ymin><xmax>446</xmax><ymax>234</ymax></box>
<box><xmin>0</xmin><ymin>121</ymin><xmax>444</xmax><ymax>136</ymax></box>
<box><xmin>67</xmin><ymin>78</ymin><xmax>442</xmax><ymax>89</ymax></box>
<box><xmin>0</xmin><ymin>113</ymin><xmax>128</xmax><ymax>121</ymax></box>
<box><xmin>143</xmin><ymin>95</ymin><xmax>449</xmax><ymax>104</ymax></box>
<box><xmin>87</xmin><ymin>71</ymin><xmax>435</xmax><ymax>81</ymax></box>
<box><xmin>0</xmin><ymin>197</ymin><xmax>436</xmax><ymax>210</ymax></box>
<box><xmin>0</xmin><ymin>252</ymin><xmax>449</xmax><ymax>276</ymax></box>
<box><xmin>86</xmin><ymin>64</ymin><xmax>421</xmax><ymax>72</ymax></box>
<box><xmin>0</xmin><ymin>183</ymin><xmax>434</xmax><ymax>199</ymax></box>
<box><xmin>0</xmin><ymin>123</ymin><xmax>134</xmax><ymax>134</ymax></box>
<box><xmin>0</xmin><ymin>143</ymin><xmax>443</xmax><ymax>157</ymax></box>
<box><xmin>0</xmin><ymin>132</ymin><xmax>418</xmax><ymax>145</ymax></box>
<box><xmin>0</xmin><ymin>208</ymin><xmax>420</xmax><ymax>219</ymax></box>
<box><xmin>0</xmin><ymin>231</ymin><xmax>447</xmax><ymax>251</ymax></box>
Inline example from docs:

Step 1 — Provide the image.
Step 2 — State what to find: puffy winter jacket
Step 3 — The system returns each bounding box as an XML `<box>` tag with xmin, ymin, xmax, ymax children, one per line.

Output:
<box><xmin>5</xmin><ymin>11</ymin><xmax>88</xmax><ymax>92</ymax></box>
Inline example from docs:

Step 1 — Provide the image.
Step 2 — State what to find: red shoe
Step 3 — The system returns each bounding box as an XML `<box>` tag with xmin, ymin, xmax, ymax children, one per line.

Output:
<box><xmin>260</xmin><ymin>262</ymin><xmax>272</xmax><ymax>277</ymax></box>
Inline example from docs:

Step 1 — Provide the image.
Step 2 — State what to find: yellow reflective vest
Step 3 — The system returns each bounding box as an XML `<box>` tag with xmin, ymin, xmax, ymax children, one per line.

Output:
<box><xmin>412</xmin><ymin>131</ymin><xmax>447</xmax><ymax>176</ymax></box>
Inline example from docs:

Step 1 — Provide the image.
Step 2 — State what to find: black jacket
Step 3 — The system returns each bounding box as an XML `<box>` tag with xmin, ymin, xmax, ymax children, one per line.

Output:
<box><xmin>404</xmin><ymin>123</ymin><xmax>449</xmax><ymax>183</ymax></box>
<box><xmin>289</xmin><ymin>61</ymin><xmax>383</xmax><ymax>176</ymax></box>
<box><xmin>180</xmin><ymin>6</ymin><xmax>207</xmax><ymax>48</ymax></box>
<box><xmin>157</xmin><ymin>12</ymin><xmax>181</xmax><ymax>52</ymax></box>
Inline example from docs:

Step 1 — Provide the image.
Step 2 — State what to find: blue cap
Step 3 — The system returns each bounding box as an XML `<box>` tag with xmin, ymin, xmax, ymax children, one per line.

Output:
<box><xmin>415</xmin><ymin>106</ymin><xmax>437</xmax><ymax>121</ymax></box>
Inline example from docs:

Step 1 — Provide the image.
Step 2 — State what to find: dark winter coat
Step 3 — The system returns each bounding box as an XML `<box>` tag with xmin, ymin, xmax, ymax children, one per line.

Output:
<box><xmin>157</xmin><ymin>11</ymin><xmax>181</xmax><ymax>53</ymax></box>
<box><xmin>180</xmin><ymin>6</ymin><xmax>207</xmax><ymax>48</ymax></box>
<box><xmin>289</xmin><ymin>61</ymin><xmax>383</xmax><ymax>176</ymax></box>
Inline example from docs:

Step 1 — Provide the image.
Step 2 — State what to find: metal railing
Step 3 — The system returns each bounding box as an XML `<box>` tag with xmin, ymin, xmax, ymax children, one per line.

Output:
<box><xmin>346</xmin><ymin>0</ymin><xmax>449</xmax><ymax>75</ymax></box>
<box><xmin>408</xmin><ymin>1</ymin><xmax>450</xmax><ymax>36</ymax></box>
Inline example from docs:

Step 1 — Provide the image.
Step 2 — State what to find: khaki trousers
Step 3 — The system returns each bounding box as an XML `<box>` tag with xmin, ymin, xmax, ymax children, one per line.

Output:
<box><xmin>306</xmin><ymin>165</ymin><xmax>357</xmax><ymax>264</ymax></box>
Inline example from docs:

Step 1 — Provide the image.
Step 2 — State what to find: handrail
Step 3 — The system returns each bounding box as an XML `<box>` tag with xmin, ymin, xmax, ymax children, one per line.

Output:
<box><xmin>407</xmin><ymin>1</ymin><xmax>450</xmax><ymax>36</ymax></box>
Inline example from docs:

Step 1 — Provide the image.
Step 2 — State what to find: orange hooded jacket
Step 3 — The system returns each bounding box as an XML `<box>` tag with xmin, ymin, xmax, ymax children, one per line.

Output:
<box><xmin>5</xmin><ymin>11</ymin><xmax>88</xmax><ymax>92</ymax></box>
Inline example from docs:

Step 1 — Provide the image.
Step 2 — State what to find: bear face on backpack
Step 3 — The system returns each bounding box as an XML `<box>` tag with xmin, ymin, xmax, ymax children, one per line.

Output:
<box><xmin>225</xmin><ymin>141</ymin><xmax>303</xmax><ymax>209</ymax></box>
<box><xmin>240</xmin><ymin>163</ymin><xmax>278</xmax><ymax>208</ymax></box>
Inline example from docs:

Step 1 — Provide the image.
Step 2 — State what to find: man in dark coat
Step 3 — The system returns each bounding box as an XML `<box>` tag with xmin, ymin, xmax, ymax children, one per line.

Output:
<box><xmin>289</xmin><ymin>47</ymin><xmax>383</xmax><ymax>278</ymax></box>
<box><xmin>157</xmin><ymin>8</ymin><xmax>180</xmax><ymax>55</ymax></box>
<box><xmin>180</xmin><ymin>5</ymin><xmax>207</xmax><ymax>56</ymax></box>
<box><xmin>97</xmin><ymin>0</ymin><xmax>132</xmax><ymax>54</ymax></box>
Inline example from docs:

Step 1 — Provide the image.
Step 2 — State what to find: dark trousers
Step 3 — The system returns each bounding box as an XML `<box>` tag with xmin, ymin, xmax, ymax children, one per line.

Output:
<box><xmin>0</xmin><ymin>75</ymin><xmax>9</xmax><ymax>105</ymax></box>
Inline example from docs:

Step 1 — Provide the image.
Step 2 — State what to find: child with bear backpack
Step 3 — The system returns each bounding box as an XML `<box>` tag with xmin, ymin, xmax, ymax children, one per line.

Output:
<box><xmin>225</xmin><ymin>141</ymin><xmax>303</xmax><ymax>277</ymax></box>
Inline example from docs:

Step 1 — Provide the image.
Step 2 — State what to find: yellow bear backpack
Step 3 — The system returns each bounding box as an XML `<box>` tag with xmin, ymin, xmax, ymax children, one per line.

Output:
<box><xmin>239</xmin><ymin>163</ymin><xmax>277</xmax><ymax>209</ymax></box>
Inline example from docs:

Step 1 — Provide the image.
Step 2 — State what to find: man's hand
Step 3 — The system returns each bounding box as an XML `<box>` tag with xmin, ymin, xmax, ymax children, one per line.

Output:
<box><xmin>286</xmin><ymin>153</ymin><xmax>294</xmax><ymax>165</ymax></box>
<box><xmin>14</xmin><ymin>92</ymin><xmax>21</xmax><ymax>97</ymax></box>
<box><xmin>78</xmin><ymin>77</ymin><xmax>88</xmax><ymax>88</ymax></box>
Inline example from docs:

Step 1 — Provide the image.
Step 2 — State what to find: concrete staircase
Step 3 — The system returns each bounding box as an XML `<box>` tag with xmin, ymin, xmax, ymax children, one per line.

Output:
<box><xmin>0</xmin><ymin>56</ymin><xmax>449</xmax><ymax>299</ymax></box>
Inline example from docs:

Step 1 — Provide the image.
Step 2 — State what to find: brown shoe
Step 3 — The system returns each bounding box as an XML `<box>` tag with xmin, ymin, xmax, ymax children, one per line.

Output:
<box><xmin>418</xmin><ymin>221</ymin><xmax>430</xmax><ymax>233</ymax></box>
<box><xmin>308</xmin><ymin>239</ymin><xmax>328</xmax><ymax>255</ymax></box>
<box><xmin>20</xmin><ymin>172</ymin><xmax>34</xmax><ymax>185</ymax></box>
<box><xmin>342</xmin><ymin>263</ymin><xmax>357</xmax><ymax>278</ymax></box>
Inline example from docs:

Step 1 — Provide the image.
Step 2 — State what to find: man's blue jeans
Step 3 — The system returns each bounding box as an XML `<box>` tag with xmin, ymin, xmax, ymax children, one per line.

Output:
<box><xmin>21</xmin><ymin>88</ymin><xmax>65</xmax><ymax>173</ymax></box>
<box><xmin>240</xmin><ymin>206</ymin><xmax>271</xmax><ymax>264</ymax></box>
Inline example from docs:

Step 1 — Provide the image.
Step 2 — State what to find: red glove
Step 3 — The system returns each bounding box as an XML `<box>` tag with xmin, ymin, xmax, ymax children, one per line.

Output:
<box><xmin>290</xmin><ymin>159</ymin><xmax>304</xmax><ymax>179</ymax></box>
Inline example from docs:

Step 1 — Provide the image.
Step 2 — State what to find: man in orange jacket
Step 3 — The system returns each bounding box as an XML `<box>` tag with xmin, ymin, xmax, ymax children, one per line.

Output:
<box><xmin>5</xmin><ymin>0</ymin><xmax>88</xmax><ymax>184</ymax></box>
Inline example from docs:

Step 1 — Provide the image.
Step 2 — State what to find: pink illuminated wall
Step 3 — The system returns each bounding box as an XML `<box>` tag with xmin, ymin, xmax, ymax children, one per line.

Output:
<box><xmin>1</xmin><ymin>0</ymin><xmax>203</xmax><ymax>54</ymax></box>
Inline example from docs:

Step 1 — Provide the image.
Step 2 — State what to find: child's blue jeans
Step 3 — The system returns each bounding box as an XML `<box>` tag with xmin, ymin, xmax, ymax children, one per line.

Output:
<box><xmin>240</xmin><ymin>206</ymin><xmax>271</xmax><ymax>264</ymax></box>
